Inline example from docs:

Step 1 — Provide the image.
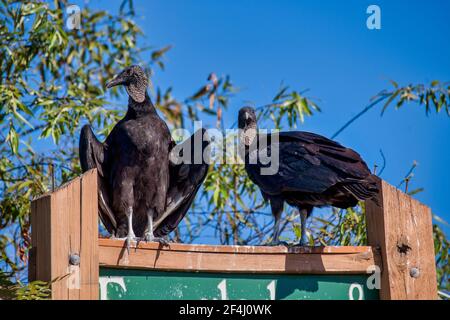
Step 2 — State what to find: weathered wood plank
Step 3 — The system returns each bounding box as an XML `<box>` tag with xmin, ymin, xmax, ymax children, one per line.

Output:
<box><xmin>30</xmin><ymin>195</ymin><xmax>51</xmax><ymax>283</ymax></box>
<box><xmin>80</xmin><ymin>169</ymin><xmax>99</xmax><ymax>300</ymax></box>
<box><xmin>51</xmin><ymin>179</ymin><xmax>69</xmax><ymax>299</ymax></box>
<box><xmin>98</xmin><ymin>239</ymin><xmax>380</xmax><ymax>274</ymax></box>
<box><xmin>366</xmin><ymin>178</ymin><xmax>437</xmax><ymax>300</ymax></box>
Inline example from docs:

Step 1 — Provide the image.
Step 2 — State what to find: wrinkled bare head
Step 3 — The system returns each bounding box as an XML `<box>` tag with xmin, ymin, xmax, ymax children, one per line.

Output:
<box><xmin>238</xmin><ymin>107</ymin><xmax>258</xmax><ymax>146</ymax></box>
<box><xmin>106</xmin><ymin>65</ymin><xmax>148</xmax><ymax>103</ymax></box>
<box><xmin>238</xmin><ymin>106</ymin><xmax>257</xmax><ymax>130</ymax></box>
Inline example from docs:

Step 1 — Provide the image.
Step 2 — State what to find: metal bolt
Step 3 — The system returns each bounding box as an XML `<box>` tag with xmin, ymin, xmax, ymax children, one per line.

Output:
<box><xmin>69</xmin><ymin>253</ymin><xmax>80</xmax><ymax>266</ymax></box>
<box><xmin>410</xmin><ymin>267</ymin><xmax>420</xmax><ymax>278</ymax></box>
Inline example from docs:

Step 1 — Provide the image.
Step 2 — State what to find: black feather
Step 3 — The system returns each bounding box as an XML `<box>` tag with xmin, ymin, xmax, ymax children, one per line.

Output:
<box><xmin>154</xmin><ymin>129</ymin><xmax>211</xmax><ymax>237</ymax></box>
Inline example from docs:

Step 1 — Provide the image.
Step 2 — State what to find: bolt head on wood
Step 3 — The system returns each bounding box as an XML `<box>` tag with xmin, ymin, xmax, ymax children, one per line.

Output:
<box><xmin>410</xmin><ymin>267</ymin><xmax>420</xmax><ymax>278</ymax></box>
<box><xmin>69</xmin><ymin>253</ymin><xmax>80</xmax><ymax>266</ymax></box>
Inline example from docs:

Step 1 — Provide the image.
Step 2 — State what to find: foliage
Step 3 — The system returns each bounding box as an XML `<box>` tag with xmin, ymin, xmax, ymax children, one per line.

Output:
<box><xmin>1</xmin><ymin>270</ymin><xmax>50</xmax><ymax>300</ymax></box>
<box><xmin>332</xmin><ymin>80</ymin><xmax>450</xmax><ymax>139</ymax></box>
<box><xmin>312</xmin><ymin>205</ymin><xmax>367</xmax><ymax>246</ymax></box>
<box><xmin>434</xmin><ymin>223</ymin><xmax>449</xmax><ymax>292</ymax></box>
<box><xmin>379</xmin><ymin>80</ymin><xmax>450</xmax><ymax>116</ymax></box>
<box><xmin>0</xmin><ymin>0</ymin><xmax>448</xmax><ymax>299</ymax></box>
<box><xmin>258</xmin><ymin>85</ymin><xmax>321</xmax><ymax>128</ymax></box>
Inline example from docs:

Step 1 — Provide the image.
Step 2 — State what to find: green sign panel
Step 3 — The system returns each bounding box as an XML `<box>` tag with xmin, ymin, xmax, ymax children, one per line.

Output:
<box><xmin>100</xmin><ymin>268</ymin><xmax>379</xmax><ymax>300</ymax></box>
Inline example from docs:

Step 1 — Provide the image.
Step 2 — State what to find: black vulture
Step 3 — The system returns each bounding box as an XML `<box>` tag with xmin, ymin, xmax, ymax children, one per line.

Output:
<box><xmin>79</xmin><ymin>65</ymin><xmax>210</xmax><ymax>249</ymax></box>
<box><xmin>238</xmin><ymin>107</ymin><xmax>379</xmax><ymax>246</ymax></box>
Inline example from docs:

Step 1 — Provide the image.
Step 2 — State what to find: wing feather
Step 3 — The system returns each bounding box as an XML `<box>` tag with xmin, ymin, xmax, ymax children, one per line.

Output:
<box><xmin>79</xmin><ymin>125</ymin><xmax>117</xmax><ymax>234</ymax></box>
<box><xmin>246</xmin><ymin>131</ymin><xmax>373</xmax><ymax>196</ymax></box>
<box><xmin>153</xmin><ymin>129</ymin><xmax>210</xmax><ymax>237</ymax></box>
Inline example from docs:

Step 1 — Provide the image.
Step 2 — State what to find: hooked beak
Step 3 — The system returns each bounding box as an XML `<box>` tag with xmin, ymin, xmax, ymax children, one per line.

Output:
<box><xmin>106</xmin><ymin>74</ymin><xmax>126</xmax><ymax>89</ymax></box>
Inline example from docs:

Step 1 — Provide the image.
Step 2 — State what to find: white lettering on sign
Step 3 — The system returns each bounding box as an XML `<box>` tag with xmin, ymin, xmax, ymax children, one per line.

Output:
<box><xmin>99</xmin><ymin>276</ymin><xmax>127</xmax><ymax>300</ymax></box>
<box><xmin>348</xmin><ymin>283</ymin><xmax>364</xmax><ymax>300</ymax></box>
<box><xmin>217</xmin><ymin>279</ymin><xmax>228</xmax><ymax>300</ymax></box>
<box><xmin>266</xmin><ymin>280</ymin><xmax>275</xmax><ymax>300</ymax></box>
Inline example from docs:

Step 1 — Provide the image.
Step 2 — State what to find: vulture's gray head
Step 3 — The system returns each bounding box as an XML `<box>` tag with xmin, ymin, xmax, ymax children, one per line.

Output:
<box><xmin>238</xmin><ymin>106</ymin><xmax>257</xmax><ymax>130</ymax></box>
<box><xmin>106</xmin><ymin>65</ymin><xmax>148</xmax><ymax>103</ymax></box>
<box><xmin>238</xmin><ymin>106</ymin><xmax>258</xmax><ymax>146</ymax></box>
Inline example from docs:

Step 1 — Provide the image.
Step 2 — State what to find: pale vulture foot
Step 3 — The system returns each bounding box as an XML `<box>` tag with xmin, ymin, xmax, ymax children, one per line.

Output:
<box><xmin>144</xmin><ymin>232</ymin><xmax>169</xmax><ymax>246</ymax></box>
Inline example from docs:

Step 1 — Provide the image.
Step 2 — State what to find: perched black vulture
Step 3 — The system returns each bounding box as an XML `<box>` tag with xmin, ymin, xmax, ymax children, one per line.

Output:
<box><xmin>80</xmin><ymin>65</ymin><xmax>171</xmax><ymax>248</ymax></box>
<box><xmin>79</xmin><ymin>65</ymin><xmax>210</xmax><ymax>249</ymax></box>
<box><xmin>238</xmin><ymin>107</ymin><xmax>379</xmax><ymax>246</ymax></box>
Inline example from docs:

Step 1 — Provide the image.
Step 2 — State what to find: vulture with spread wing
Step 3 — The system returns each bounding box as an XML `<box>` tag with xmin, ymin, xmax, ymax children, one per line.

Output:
<box><xmin>238</xmin><ymin>107</ymin><xmax>379</xmax><ymax>246</ymax></box>
<box><xmin>79</xmin><ymin>66</ymin><xmax>210</xmax><ymax>249</ymax></box>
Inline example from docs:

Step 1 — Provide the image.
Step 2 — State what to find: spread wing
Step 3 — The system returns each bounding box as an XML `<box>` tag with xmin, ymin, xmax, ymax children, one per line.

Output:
<box><xmin>246</xmin><ymin>131</ymin><xmax>376</xmax><ymax>199</ymax></box>
<box><xmin>153</xmin><ymin>129</ymin><xmax>210</xmax><ymax>237</ymax></box>
<box><xmin>79</xmin><ymin>125</ymin><xmax>117</xmax><ymax>235</ymax></box>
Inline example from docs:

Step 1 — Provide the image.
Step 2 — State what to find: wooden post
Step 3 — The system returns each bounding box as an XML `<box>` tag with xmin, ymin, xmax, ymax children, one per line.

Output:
<box><xmin>366</xmin><ymin>178</ymin><xmax>437</xmax><ymax>300</ymax></box>
<box><xmin>30</xmin><ymin>169</ymin><xmax>99</xmax><ymax>300</ymax></box>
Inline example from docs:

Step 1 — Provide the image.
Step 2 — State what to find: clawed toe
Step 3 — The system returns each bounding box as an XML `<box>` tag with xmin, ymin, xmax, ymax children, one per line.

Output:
<box><xmin>144</xmin><ymin>233</ymin><xmax>169</xmax><ymax>246</ymax></box>
<box><xmin>144</xmin><ymin>233</ymin><xmax>153</xmax><ymax>242</ymax></box>
<box><xmin>155</xmin><ymin>237</ymin><xmax>169</xmax><ymax>246</ymax></box>
<box><xmin>152</xmin><ymin>236</ymin><xmax>169</xmax><ymax>247</ymax></box>
<box><xmin>115</xmin><ymin>236</ymin><xmax>137</xmax><ymax>242</ymax></box>
<box><xmin>114</xmin><ymin>234</ymin><xmax>137</xmax><ymax>254</ymax></box>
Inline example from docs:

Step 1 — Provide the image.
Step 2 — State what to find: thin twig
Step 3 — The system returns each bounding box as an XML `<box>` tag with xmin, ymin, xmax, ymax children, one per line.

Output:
<box><xmin>331</xmin><ymin>95</ymin><xmax>388</xmax><ymax>139</ymax></box>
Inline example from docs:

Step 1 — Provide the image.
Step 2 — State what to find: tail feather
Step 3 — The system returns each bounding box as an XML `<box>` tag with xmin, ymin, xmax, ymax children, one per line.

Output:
<box><xmin>341</xmin><ymin>175</ymin><xmax>380</xmax><ymax>205</ymax></box>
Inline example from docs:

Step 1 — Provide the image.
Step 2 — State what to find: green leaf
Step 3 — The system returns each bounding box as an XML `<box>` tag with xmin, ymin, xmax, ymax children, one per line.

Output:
<box><xmin>151</xmin><ymin>45</ymin><xmax>172</xmax><ymax>61</ymax></box>
<box><xmin>407</xmin><ymin>188</ymin><xmax>424</xmax><ymax>196</ymax></box>
<box><xmin>8</xmin><ymin>126</ymin><xmax>19</xmax><ymax>154</ymax></box>
<box><xmin>381</xmin><ymin>90</ymin><xmax>399</xmax><ymax>115</ymax></box>
<box><xmin>390</xmin><ymin>80</ymin><xmax>398</xmax><ymax>88</ymax></box>
<box><xmin>273</xmin><ymin>86</ymin><xmax>288</xmax><ymax>102</ymax></box>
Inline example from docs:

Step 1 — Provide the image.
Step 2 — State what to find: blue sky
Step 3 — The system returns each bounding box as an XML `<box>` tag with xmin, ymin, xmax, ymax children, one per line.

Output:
<box><xmin>84</xmin><ymin>0</ymin><xmax>450</xmax><ymax>232</ymax></box>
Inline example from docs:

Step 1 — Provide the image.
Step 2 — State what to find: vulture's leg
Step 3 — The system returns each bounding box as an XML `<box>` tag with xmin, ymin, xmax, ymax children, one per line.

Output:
<box><xmin>125</xmin><ymin>207</ymin><xmax>135</xmax><ymax>254</ymax></box>
<box><xmin>113</xmin><ymin>179</ymin><xmax>134</xmax><ymax>251</ymax></box>
<box><xmin>144</xmin><ymin>211</ymin><xmax>154</xmax><ymax>241</ymax></box>
<box><xmin>144</xmin><ymin>211</ymin><xmax>169</xmax><ymax>246</ymax></box>
<box><xmin>272</xmin><ymin>214</ymin><xmax>282</xmax><ymax>245</ymax></box>
<box><xmin>298</xmin><ymin>208</ymin><xmax>311</xmax><ymax>246</ymax></box>
<box><xmin>269</xmin><ymin>197</ymin><xmax>287</xmax><ymax>246</ymax></box>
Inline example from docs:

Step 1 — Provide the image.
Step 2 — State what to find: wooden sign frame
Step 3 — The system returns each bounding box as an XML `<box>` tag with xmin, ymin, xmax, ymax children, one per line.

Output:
<box><xmin>28</xmin><ymin>169</ymin><xmax>437</xmax><ymax>300</ymax></box>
